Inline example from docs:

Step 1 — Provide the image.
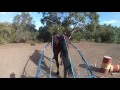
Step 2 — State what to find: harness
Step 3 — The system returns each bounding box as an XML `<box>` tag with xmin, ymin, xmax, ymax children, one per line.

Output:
<box><xmin>35</xmin><ymin>34</ymin><xmax>96</xmax><ymax>78</ymax></box>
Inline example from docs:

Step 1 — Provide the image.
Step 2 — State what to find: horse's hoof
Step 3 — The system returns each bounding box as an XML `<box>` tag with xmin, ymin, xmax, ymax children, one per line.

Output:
<box><xmin>56</xmin><ymin>72</ymin><xmax>59</xmax><ymax>75</ymax></box>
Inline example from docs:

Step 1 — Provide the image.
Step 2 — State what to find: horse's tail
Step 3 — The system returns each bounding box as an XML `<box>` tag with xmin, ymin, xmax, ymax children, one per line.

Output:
<box><xmin>59</xmin><ymin>35</ymin><xmax>73</xmax><ymax>77</ymax></box>
<box><xmin>67</xmin><ymin>64</ymin><xmax>73</xmax><ymax>77</ymax></box>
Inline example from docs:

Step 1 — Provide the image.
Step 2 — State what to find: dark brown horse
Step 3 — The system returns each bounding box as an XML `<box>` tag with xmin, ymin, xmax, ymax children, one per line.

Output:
<box><xmin>52</xmin><ymin>32</ymin><xmax>72</xmax><ymax>78</ymax></box>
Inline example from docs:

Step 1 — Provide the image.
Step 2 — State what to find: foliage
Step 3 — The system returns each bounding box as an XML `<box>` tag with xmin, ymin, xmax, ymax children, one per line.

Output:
<box><xmin>0</xmin><ymin>22</ymin><xmax>13</xmax><ymax>44</ymax></box>
<box><xmin>0</xmin><ymin>12</ymin><xmax>38</xmax><ymax>44</ymax></box>
<box><xmin>12</xmin><ymin>12</ymin><xmax>36</xmax><ymax>31</ymax></box>
<box><xmin>12</xmin><ymin>12</ymin><xmax>38</xmax><ymax>43</ymax></box>
<box><xmin>0</xmin><ymin>12</ymin><xmax>120</xmax><ymax>44</ymax></box>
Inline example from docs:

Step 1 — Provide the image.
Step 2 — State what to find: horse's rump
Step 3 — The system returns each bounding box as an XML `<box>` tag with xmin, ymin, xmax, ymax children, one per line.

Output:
<box><xmin>53</xmin><ymin>34</ymin><xmax>61</xmax><ymax>54</ymax></box>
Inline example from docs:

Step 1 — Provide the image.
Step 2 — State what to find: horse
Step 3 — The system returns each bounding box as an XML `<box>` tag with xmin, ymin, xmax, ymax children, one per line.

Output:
<box><xmin>52</xmin><ymin>32</ymin><xmax>73</xmax><ymax>78</ymax></box>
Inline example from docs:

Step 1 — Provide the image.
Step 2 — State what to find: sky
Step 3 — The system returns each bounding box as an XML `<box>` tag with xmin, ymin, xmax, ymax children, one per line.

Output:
<box><xmin>0</xmin><ymin>12</ymin><xmax>120</xmax><ymax>30</ymax></box>
<box><xmin>98</xmin><ymin>12</ymin><xmax>120</xmax><ymax>27</ymax></box>
<box><xmin>0</xmin><ymin>12</ymin><xmax>43</xmax><ymax>30</ymax></box>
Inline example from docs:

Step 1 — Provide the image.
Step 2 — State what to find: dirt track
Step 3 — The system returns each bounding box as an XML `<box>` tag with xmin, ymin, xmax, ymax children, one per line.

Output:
<box><xmin>0</xmin><ymin>42</ymin><xmax>120</xmax><ymax>78</ymax></box>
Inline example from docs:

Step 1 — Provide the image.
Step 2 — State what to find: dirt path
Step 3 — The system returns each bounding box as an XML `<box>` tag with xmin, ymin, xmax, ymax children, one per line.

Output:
<box><xmin>0</xmin><ymin>43</ymin><xmax>45</xmax><ymax>78</ymax></box>
<box><xmin>0</xmin><ymin>42</ymin><xmax>120</xmax><ymax>78</ymax></box>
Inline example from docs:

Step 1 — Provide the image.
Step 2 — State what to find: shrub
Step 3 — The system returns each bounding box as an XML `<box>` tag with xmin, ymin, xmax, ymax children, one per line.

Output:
<box><xmin>14</xmin><ymin>30</ymin><xmax>31</xmax><ymax>43</ymax></box>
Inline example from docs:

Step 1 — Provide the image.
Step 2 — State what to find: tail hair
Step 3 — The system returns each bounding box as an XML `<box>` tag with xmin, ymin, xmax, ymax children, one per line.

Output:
<box><xmin>67</xmin><ymin>64</ymin><xmax>73</xmax><ymax>77</ymax></box>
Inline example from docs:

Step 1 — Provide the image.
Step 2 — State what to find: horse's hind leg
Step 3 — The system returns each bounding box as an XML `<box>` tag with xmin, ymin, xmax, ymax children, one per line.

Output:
<box><xmin>55</xmin><ymin>54</ymin><xmax>59</xmax><ymax>75</ymax></box>
<box><xmin>60</xmin><ymin>52</ymin><xmax>63</xmax><ymax>65</ymax></box>
<box><xmin>64</xmin><ymin>68</ymin><xmax>67</xmax><ymax>78</ymax></box>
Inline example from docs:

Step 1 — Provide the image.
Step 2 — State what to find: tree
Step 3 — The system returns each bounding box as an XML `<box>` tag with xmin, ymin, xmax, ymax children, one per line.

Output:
<box><xmin>12</xmin><ymin>14</ymin><xmax>21</xmax><ymax>31</ymax></box>
<box><xmin>38</xmin><ymin>12</ymin><xmax>95</xmax><ymax>42</ymax></box>
<box><xmin>87</xmin><ymin>12</ymin><xmax>99</xmax><ymax>33</ymax></box>
<box><xmin>40</xmin><ymin>12</ymin><xmax>90</xmax><ymax>35</ymax></box>
<box><xmin>12</xmin><ymin>12</ymin><xmax>36</xmax><ymax>31</ymax></box>
<box><xmin>85</xmin><ymin>12</ymin><xmax>99</xmax><ymax>41</ymax></box>
<box><xmin>12</xmin><ymin>12</ymin><xmax>38</xmax><ymax>43</ymax></box>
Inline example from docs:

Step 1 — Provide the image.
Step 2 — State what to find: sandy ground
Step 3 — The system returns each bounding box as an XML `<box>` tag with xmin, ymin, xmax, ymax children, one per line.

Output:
<box><xmin>0</xmin><ymin>42</ymin><xmax>120</xmax><ymax>78</ymax></box>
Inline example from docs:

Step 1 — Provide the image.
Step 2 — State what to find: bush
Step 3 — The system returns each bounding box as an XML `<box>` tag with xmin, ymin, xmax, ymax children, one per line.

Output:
<box><xmin>93</xmin><ymin>29</ymin><xmax>116</xmax><ymax>43</ymax></box>
<box><xmin>71</xmin><ymin>32</ymin><xmax>85</xmax><ymax>42</ymax></box>
<box><xmin>0</xmin><ymin>29</ymin><xmax>11</xmax><ymax>44</ymax></box>
<box><xmin>0</xmin><ymin>37</ymin><xmax>4</xmax><ymax>44</ymax></box>
<box><xmin>38</xmin><ymin>27</ymin><xmax>51</xmax><ymax>42</ymax></box>
<box><xmin>14</xmin><ymin>30</ymin><xmax>32</xmax><ymax>43</ymax></box>
<box><xmin>117</xmin><ymin>40</ymin><xmax>120</xmax><ymax>44</ymax></box>
<box><xmin>30</xmin><ymin>31</ymin><xmax>39</xmax><ymax>42</ymax></box>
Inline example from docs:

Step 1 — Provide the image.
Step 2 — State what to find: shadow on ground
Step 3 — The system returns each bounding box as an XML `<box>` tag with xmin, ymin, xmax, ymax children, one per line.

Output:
<box><xmin>21</xmin><ymin>49</ymin><xmax>62</xmax><ymax>78</ymax></box>
<box><xmin>79</xmin><ymin>64</ymin><xmax>100</xmax><ymax>73</ymax></box>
